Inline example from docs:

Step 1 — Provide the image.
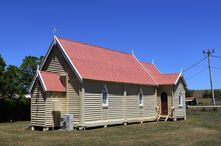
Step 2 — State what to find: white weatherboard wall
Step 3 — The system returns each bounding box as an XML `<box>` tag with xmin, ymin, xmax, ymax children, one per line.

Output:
<box><xmin>82</xmin><ymin>81</ymin><xmax>157</xmax><ymax>127</ymax></box>
<box><xmin>31</xmin><ymin>81</ymin><xmax>46</xmax><ymax>127</ymax></box>
<box><xmin>174</xmin><ymin>79</ymin><xmax>186</xmax><ymax>118</ymax></box>
<box><xmin>42</xmin><ymin>46</ymin><xmax>80</xmax><ymax>123</ymax></box>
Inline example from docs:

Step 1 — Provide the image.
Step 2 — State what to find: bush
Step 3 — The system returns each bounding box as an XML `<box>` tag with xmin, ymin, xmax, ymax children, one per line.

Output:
<box><xmin>0</xmin><ymin>98</ymin><xmax>30</xmax><ymax>122</ymax></box>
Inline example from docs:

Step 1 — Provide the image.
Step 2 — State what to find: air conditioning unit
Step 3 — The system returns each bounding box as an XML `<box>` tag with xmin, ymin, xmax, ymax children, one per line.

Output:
<box><xmin>60</xmin><ymin>114</ymin><xmax>73</xmax><ymax>131</ymax></box>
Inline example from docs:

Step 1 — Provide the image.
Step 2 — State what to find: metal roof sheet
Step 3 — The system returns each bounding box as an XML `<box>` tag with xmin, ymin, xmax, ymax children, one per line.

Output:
<box><xmin>58</xmin><ymin>38</ymin><xmax>157</xmax><ymax>86</ymax></box>
<box><xmin>39</xmin><ymin>71</ymin><xmax>66</xmax><ymax>92</ymax></box>
<box><xmin>141</xmin><ymin>62</ymin><xmax>180</xmax><ymax>85</ymax></box>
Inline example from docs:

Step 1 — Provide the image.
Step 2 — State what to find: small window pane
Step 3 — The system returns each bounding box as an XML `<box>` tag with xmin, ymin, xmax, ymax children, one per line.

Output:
<box><xmin>103</xmin><ymin>91</ymin><xmax>107</xmax><ymax>105</ymax></box>
<box><xmin>139</xmin><ymin>94</ymin><xmax>143</xmax><ymax>105</ymax></box>
<box><xmin>179</xmin><ymin>90</ymin><xmax>182</xmax><ymax>106</ymax></box>
<box><xmin>102</xmin><ymin>85</ymin><xmax>108</xmax><ymax>106</ymax></box>
<box><xmin>139</xmin><ymin>88</ymin><xmax>143</xmax><ymax>106</ymax></box>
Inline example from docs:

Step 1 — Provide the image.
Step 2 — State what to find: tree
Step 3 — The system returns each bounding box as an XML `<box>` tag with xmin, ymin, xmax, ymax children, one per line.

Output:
<box><xmin>214</xmin><ymin>90</ymin><xmax>221</xmax><ymax>98</ymax></box>
<box><xmin>0</xmin><ymin>54</ymin><xmax>43</xmax><ymax>122</ymax></box>
<box><xmin>0</xmin><ymin>54</ymin><xmax>6</xmax><ymax>74</ymax></box>
<box><xmin>0</xmin><ymin>54</ymin><xmax>6</xmax><ymax>97</ymax></box>
<box><xmin>202</xmin><ymin>90</ymin><xmax>210</xmax><ymax>98</ymax></box>
<box><xmin>3</xmin><ymin>65</ymin><xmax>22</xmax><ymax>98</ymax></box>
<box><xmin>19</xmin><ymin>56</ymin><xmax>44</xmax><ymax>93</ymax></box>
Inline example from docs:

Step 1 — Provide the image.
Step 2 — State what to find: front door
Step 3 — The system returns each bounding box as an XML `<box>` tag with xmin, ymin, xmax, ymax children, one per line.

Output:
<box><xmin>161</xmin><ymin>92</ymin><xmax>168</xmax><ymax>115</ymax></box>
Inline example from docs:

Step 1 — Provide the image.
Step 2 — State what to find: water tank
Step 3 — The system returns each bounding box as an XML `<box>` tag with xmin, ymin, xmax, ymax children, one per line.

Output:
<box><xmin>60</xmin><ymin>114</ymin><xmax>73</xmax><ymax>131</ymax></box>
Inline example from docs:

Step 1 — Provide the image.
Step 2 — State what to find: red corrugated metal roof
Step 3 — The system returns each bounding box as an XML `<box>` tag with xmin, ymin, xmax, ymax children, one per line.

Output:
<box><xmin>154</xmin><ymin>73</ymin><xmax>180</xmax><ymax>85</ymax></box>
<box><xmin>39</xmin><ymin>71</ymin><xmax>66</xmax><ymax>92</ymax></box>
<box><xmin>58</xmin><ymin>38</ymin><xmax>157</xmax><ymax>86</ymax></box>
<box><xmin>141</xmin><ymin>62</ymin><xmax>180</xmax><ymax>85</ymax></box>
<box><xmin>141</xmin><ymin>62</ymin><xmax>161</xmax><ymax>76</ymax></box>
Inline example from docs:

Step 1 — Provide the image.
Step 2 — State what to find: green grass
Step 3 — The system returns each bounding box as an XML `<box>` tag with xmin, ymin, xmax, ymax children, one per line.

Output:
<box><xmin>0</xmin><ymin>112</ymin><xmax>221</xmax><ymax>146</ymax></box>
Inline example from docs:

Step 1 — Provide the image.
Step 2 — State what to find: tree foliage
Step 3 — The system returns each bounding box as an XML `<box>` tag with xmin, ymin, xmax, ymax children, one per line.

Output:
<box><xmin>202</xmin><ymin>90</ymin><xmax>221</xmax><ymax>98</ymax></box>
<box><xmin>3</xmin><ymin>65</ymin><xmax>22</xmax><ymax>98</ymax></box>
<box><xmin>0</xmin><ymin>54</ymin><xmax>6</xmax><ymax>97</ymax></box>
<box><xmin>0</xmin><ymin>54</ymin><xmax>6</xmax><ymax>74</ymax></box>
<box><xmin>19</xmin><ymin>56</ymin><xmax>44</xmax><ymax>93</ymax></box>
<box><xmin>0</xmin><ymin>54</ymin><xmax>43</xmax><ymax>122</ymax></box>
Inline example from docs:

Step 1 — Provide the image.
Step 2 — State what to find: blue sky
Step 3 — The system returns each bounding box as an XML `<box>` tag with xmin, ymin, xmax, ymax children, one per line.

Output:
<box><xmin>0</xmin><ymin>0</ymin><xmax>221</xmax><ymax>89</ymax></box>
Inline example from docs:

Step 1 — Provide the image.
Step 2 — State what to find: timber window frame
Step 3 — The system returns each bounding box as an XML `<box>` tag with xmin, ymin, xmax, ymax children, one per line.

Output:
<box><xmin>139</xmin><ymin>88</ymin><xmax>144</xmax><ymax>107</ymax></box>
<box><xmin>178</xmin><ymin>90</ymin><xmax>182</xmax><ymax>107</ymax></box>
<box><xmin>102</xmin><ymin>85</ymin><xmax>109</xmax><ymax>107</ymax></box>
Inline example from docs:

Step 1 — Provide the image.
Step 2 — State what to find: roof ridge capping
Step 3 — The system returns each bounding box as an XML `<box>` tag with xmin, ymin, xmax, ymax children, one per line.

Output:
<box><xmin>132</xmin><ymin>54</ymin><xmax>159</xmax><ymax>86</ymax></box>
<box><xmin>57</xmin><ymin>37</ymin><xmax>132</xmax><ymax>56</ymax></box>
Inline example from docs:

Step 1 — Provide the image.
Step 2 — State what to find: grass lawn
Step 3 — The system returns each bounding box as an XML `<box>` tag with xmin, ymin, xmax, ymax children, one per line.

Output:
<box><xmin>0</xmin><ymin>112</ymin><xmax>221</xmax><ymax>146</ymax></box>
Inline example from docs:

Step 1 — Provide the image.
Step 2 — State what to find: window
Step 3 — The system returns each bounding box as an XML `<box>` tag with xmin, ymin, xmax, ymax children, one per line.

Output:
<box><xmin>139</xmin><ymin>88</ymin><xmax>144</xmax><ymax>106</ymax></box>
<box><xmin>178</xmin><ymin>90</ymin><xmax>182</xmax><ymax>107</ymax></box>
<box><xmin>102</xmin><ymin>85</ymin><xmax>108</xmax><ymax>107</ymax></box>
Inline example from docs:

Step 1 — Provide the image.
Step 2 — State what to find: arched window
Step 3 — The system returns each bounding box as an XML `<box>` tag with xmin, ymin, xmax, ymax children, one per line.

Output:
<box><xmin>178</xmin><ymin>90</ymin><xmax>182</xmax><ymax>107</ymax></box>
<box><xmin>139</xmin><ymin>88</ymin><xmax>144</xmax><ymax>106</ymax></box>
<box><xmin>102</xmin><ymin>85</ymin><xmax>108</xmax><ymax>107</ymax></box>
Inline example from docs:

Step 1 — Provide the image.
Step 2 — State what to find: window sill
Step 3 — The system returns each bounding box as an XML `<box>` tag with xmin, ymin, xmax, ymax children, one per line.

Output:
<box><xmin>139</xmin><ymin>105</ymin><xmax>143</xmax><ymax>108</ymax></box>
<box><xmin>102</xmin><ymin>105</ymin><xmax>108</xmax><ymax>108</ymax></box>
<box><xmin>178</xmin><ymin>105</ymin><xmax>182</xmax><ymax>108</ymax></box>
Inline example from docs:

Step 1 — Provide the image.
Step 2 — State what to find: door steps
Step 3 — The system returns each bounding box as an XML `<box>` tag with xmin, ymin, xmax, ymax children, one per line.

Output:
<box><xmin>157</xmin><ymin>115</ymin><xmax>170</xmax><ymax>122</ymax></box>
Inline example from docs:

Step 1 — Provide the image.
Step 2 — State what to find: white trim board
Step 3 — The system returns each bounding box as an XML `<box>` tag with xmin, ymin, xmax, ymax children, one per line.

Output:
<box><xmin>37</xmin><ymin>70</ymin><xmax>47</xmax><ymax>92</ymax></box>
<box><xmin>133</xmin><ymin>54</ymin><xmax>159</xmax><ymax>86</ymax></box>
<box><xmin>28</xmin><ymin>72</ymin><xmax>38</xmax><ymax>93</ymax></box>
<box><xmin>28</xmin><ymin>70</ymin><xmax>47</xmax><ymax>93</ymax></box>
<box><xmin>175</xmin><ymin>72</ymin><xmax>187</xmax><ymax>87</ymax></box>
<box><xmin>39</xmin><ymin>37</ymin><xmax>56</xmax><ymax>70</ymax></box>
<box><xmin>54</xmin><ymin>36</ymin><xmax>83</xmax><ymax>81</ymax></box>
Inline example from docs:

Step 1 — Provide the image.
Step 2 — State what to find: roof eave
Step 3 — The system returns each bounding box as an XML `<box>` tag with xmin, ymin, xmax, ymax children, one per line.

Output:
<box><xmin>83</xmin><ymin>78</ymin><xmax>157</xmax><ymax>86</ymax></box>
<box><xmin>54</xmin><ymin>36</ymin><xmax>83</xmax><ymax>82</ymax></box>
<box><xmin>37</xmin><ymin>70</ymin><xmax>47</xmax><ymax>92</ymax></box>
<box><xmin>28</xmin><ymin>70</ymin><xmax>47</xmax><ymax>94</ymax></box>
<box><xmin>47</xmin><ymin>89</ymin><xmax>66</xmax><ymax>92</ymax></box>
<box><xmin>175</xmin><ymin>72</ymin><xmax>187</xmax><ymax>87</ymax></box>
<box><xmin>158</xmin><ymin>83</ymin><xmax>175</xmax><ymax>86</ymax></box>
<box><xmin>39</xmin><ymin>37</ymin><xmax>56</xmax><ymax>70</ymax></box>
<box><xmin>28</xmin><ymin>72</ymin><xmax>38</xmax><ymax>94</ymax></box>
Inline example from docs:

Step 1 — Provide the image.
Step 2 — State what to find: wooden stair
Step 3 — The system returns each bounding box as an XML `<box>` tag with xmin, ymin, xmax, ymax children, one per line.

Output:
<box><xmin>157</xmin><ymin>115</ymin><xmax>170</xmax><ymax>122</ymax></box>
<box><xmin>155</xmin><ymin>106</ymin><xmax>175</xmax><ymax>122</ymax></box>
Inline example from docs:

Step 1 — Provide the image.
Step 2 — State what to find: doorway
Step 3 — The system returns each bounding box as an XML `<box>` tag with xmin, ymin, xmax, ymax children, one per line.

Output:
<box><xmin>161</xmin><ymin>92</ymin><xmax>168</xmax><ymax>115</ymax></box>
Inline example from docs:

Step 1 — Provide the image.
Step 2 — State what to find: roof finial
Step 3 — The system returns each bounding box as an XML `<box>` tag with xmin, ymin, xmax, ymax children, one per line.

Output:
<box><xmin>152</xmin><ymin>59</ymin><xmax>154</xmax><ymax>64</ymax></box>
<box><xmin>132</xmin><ymin>49</ymin><xmax>134</xmax><ymax>56</ymax></box>
<box><xmin>53</xmin><ymin>27</ymin><xmax>57</xmax><ymax>36</ymax></box>
<box><xmin>181</xmin><ymin>68</ymin><xmax>183</xmax><ymax>73</ymax></box>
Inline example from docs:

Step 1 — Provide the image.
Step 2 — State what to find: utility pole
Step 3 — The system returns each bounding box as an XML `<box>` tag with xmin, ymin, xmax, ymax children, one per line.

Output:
<box><xmin>203</xmin><ymin>49</ymin><xmax>216</xmax><ymax>105</ymax></box>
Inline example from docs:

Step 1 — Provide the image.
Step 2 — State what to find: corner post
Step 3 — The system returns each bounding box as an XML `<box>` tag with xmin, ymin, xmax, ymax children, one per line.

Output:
<box><xmin>66</xmin><ymin>74</ymin><xmax>69</xmax><ymax>114</ymax></box>
<box><xmin>123</xmin><ymin>84</ymin><xmax>127</xmax><ymax>122</ymax></box>
<box><xmin>171</xmin><ymin>85</ymin><xmax>175</xmax><ymax>119</ymax></box>
<box><xmin>79</xmin><ymin>83</ymin><xmax>85</xmax><ymax>126</ymax></box>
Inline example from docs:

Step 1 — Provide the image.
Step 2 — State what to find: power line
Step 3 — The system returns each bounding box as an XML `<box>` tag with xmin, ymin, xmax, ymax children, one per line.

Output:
<box><xmin>182</xmin><ymin>57</ymin><xmax>207</xmax><ymax>73</ymax></box>
<box><xmin>212</xmin><ymin>66</ymin><xmax>221</xmax><ymax>70</ymax></box>
<box><xmin>211</xmin><ymin>55</ymin><xmax>221</xmax><ymax>59</ymax></box>
<box><xmin>186</xmin><ymin>67</ymin><xmax>208</xmax><ymax>81</ymax></box>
